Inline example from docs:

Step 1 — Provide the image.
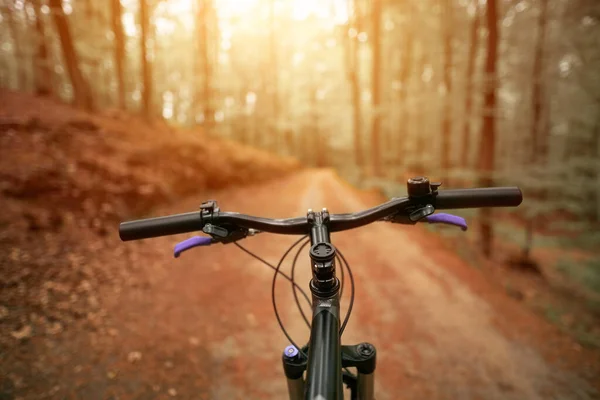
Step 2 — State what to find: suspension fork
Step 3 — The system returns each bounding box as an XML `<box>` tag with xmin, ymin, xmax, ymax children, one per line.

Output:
<box><xmin>282</xmin><ymin>340</ymin><xmax>377</xmax><ymax>400</ymax></box>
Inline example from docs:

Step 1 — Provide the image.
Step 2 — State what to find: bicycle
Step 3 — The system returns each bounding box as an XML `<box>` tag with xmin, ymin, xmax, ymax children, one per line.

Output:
<box><xmin>119</xmin><ymin>176</ymin><xmax>523</xmax><ymax>400</ymax></box>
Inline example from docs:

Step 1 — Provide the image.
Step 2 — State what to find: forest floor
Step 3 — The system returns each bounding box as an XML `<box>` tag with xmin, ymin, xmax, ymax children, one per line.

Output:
<box><xmin>1</xmin><ymin>91</ymin><xmax>599</xmax><ymax>399</ymax></box>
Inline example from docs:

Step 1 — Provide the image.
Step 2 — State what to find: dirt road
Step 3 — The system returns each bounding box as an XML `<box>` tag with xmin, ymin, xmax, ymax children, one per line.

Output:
<box><xmin>4</xmin><ymin>170</ymin><xmax>598</xmax><ymax>399</ymax></box>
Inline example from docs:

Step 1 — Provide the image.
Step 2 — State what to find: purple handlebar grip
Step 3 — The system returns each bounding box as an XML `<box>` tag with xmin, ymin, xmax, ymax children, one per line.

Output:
<box><xmin>425</xmin><ymin>213</ymin><xmax>468</xmax><ymax>231</ymax></box>
<box><xmin>174</xmin><ymin>236</ymin><xmax>212</xmax><ymax>258</ymax></box>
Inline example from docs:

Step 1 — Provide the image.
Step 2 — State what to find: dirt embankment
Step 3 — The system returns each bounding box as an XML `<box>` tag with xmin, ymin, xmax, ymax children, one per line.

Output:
<box><xmin>0</xmin><ymin>90</ymin><xmax>299</xmax><ymax>350</ymax></box>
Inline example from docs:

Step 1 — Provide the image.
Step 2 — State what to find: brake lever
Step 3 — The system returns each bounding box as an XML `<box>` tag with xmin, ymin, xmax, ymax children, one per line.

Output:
<box><xmin>425</xmin><ymin>213</ymin><xmax>468</xmax><ymax>231</ymax></box>
<box><xmin>174</xmin><ymin>227</ymin><xmax>260</xmax><ymax>258</ymax></box>
<box><xmin>384</xmin><ymin>204</ymin><xmax>434</xmax><ymax>225</ymax></box>
<box><xmin>384</xmin><ymin>203</ymin><xmax>467</xmax><ymax>231</ymax></box>
<box><xmin>174</xmin><ymin>236</ymin><xmax>213</xmax><ymax>258</ymax></box>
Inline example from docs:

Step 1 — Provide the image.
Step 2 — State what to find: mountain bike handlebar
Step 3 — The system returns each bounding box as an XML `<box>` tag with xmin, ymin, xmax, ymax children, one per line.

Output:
<box><xmin>119</xmin><ymin>185</ymin><xmax>522</xmax><ymax>242</ymax></box>
<box><xmin>118</xmin><ymin>178</ymin><xmax>523</xmax><ymax>400</ymax></box>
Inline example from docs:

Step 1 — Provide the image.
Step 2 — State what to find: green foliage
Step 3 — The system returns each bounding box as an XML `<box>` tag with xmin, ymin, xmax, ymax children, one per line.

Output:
<box><xmin>542</xmin><ymin>304</ymin><xmax>562</xmax><ymax>325</ymax></box>
<box><xmin>556</xmin><ymin>257</ymin><xmax>600</xmax><ymax>294</ymax></box>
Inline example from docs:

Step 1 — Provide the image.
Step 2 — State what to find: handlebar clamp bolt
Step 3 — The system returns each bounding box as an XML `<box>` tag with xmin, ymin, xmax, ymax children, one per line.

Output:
<box><xmin>322</xmin><ymin>208</ymin><xmax>330</xmax><ymax>223</ymax></box>
<box><xmin>307</xmin><ymin>209</ymin><xmax>315</xmax><ymax>224</ymax></box>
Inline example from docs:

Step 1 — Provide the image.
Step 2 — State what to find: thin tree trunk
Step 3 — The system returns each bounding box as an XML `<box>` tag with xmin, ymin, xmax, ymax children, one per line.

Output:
<box><xmin>522</xmin><ymin>0</ymin><xmax>549</xmax><ymax>256</ymax></box>
<box><xmin>478</xmin><ymin>0</ymin><xmax>498</xmax><ymax>258</ymax></box>
<box><xmin>461</xmin><ymin>0</ymin><xmax>479</xmax><ymax>169</ymax></box>
<box><xmin>397</xmin><ymin>22</ymin><xmax>413</xmax><ymax>165</ymax></box>
<box><xmin>347</xmin><ymin>0</ymin><xmax>363</xmax><ymax>167</ymax></box>
<box><xmin>311</xmin><ymin>85</ymin><xmax>325</xmax><ymax>167</ymax></box>
<box><xmin>531</xmin><ymin>0</ymin><xmax>548</xmax><ymax>164</ymax></box>
<box><xmin>31</xmin><ymin>0</ymin><xmax>52</xmax><ymax>95</ymax></box>
<box><xmin>593</xmin><ymin>114</ymin><xmax>600</xmax><ymax>223</ymax></box>
<box><xmin>197</xmin><ymin>0</ymin><xmax>213</xmax><ymax>130</ymax></box>
<box><xmin>414</xmin><ymin>44</ymin><xmax>429</xmax><ymax>175</ymax></box>
<box><xmin>140</xmin><ymin>0</ymin><xmax>152</xmax><ymax>119</ymax></box>
<box><xmin>49</xmin><ymin>0</ymin><xmax>94</xmax><ymax>110</ymax></box>
<box><xmin>269</xmin><ymin>0</ymin><xmax>279</xmax><ymax>150</ymax></box>
<box><xmin>111</xmin><ymin>0</ymin><xmax>126</xmax><ymax>109</ymax></box>
<box><xmin>370</xmin><ymin>0</ymin><xmax>382</xmax><ymax>176</ymax></box>
<box><xmin>5</xmin><ymin>6</ymin><xmax>27</xmax><ymax>89</ymax></box>
<box><xmin>440</xmin><ymin>0</ymin><xmax>453</xmax><ymax>177</ymax></box>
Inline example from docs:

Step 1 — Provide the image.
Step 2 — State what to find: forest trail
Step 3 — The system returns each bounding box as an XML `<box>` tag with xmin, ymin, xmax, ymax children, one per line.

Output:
<box><xmin>4</xmin><ymin>170</ymin><xmax>599</xmax><ymax>400</ymax></box>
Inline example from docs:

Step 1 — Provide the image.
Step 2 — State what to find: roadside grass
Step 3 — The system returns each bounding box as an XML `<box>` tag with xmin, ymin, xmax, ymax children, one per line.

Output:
<box><xmin>428</xmin><ymin>218</ymin><xmax>600</xmax><ymax>349</ymax></box>
<box><xmin>537</xmin><ymin>303</ymin><xmax>600</xmax><ymax>349</ymax></box>
<box><xmin>556</xmin><ymin>258</ymin><xmax>600</xmax><ymax>295</ymax></box>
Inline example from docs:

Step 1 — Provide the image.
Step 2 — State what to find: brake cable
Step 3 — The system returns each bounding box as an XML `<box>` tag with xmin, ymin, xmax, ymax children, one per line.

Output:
<box><xmin>233</xmin><ymin>238</ymin><xmax>312</xmax><ymax>309</ymax></box>
<box><xmin>337</xmin><ymin>247</ymin><xmax>355</xmax><ymax>335</ymax></box>
<box><xmin>271</xmin><ymin>236</ymin><xmax>311</xmax><ymax>359</ymax></box>
<box><xmin>290</xmin><ymin>239</ymin><xmax>311</xmax><ymax>328</ymax></box>
<box><xmin>236</xmin><ymin>235</ymin><xmax>356</xmax><ymax>356</ymax></box>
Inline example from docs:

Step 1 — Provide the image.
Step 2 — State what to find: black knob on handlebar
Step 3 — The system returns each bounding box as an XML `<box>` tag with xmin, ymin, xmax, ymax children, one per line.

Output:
<box><xmin>407</xmin><ymin>176</ymin><xmax>431</xmax><ymax>197</ymax></box>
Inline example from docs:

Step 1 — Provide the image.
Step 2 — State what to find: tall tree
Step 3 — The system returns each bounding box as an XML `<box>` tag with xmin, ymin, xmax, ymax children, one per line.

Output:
<box><xmin>196</xmin><ymin>0</ymin><xmax>214</xmax><ymax>130</ymax></box>
<box><xmin>477</xmin><ymin>0</ymin><xmax>499</xmax><ymax>258</ymax></box>
<box><xmin>269</xmin><ymin>0</ymin><xmax>279</xmax><ymax>150</ymax></box>
<box><xmin>461</xmin><ymin>0</ymin><xmax>480</xmax><ymax>169</ymax></box>
<box><xmin>346</xmin><ymin>0</ymin><xmax>363</xmax><ymax>166</ymax></box>
<box><xmin>49</xmin><ymin>0</ymin><xmax>94</xmax><ymax>110</ymax></box>
<box><xmin>396</xmin><ymin>11</ymin><xmax>413</xmax><ymax>166</ymax></box>
<box><xmin>531</xmin><ymin>0</ymin><xmax>549</xmax><ymax>164</ymax></box>
<box><xmin>370</xmin><ymin>0</ymin><xmax>382</xmax><ymax>176</ymax></box>
<box><xmin>413</xmin><ymin>42</ymin><xmax>430</xmax><ymax>174</ymax></box>
<box><xmin>521</xmin><ymin>0</ymin><xmax>550</xmax><ymax>260</ymax></box>
<box><xmin>440</xmin><ymin>0</ymin><xmax>454</xmax><ymax>177</ymax></box>
<box><xmin>31</xmin><ymin>0</ymin><xmax>52</xmax><ymax>95</ymax></box>
<box><xmin>111</xmin><ymin>0</ymin><xmax>126</xmax><ymax>109</ymax></box>
<box><xmin>311</xmin><ymin>85</ymin><xmax>326</xmax><ymax>167</ymax></box>
<box><xmin>5</xmin><ymin>4</ymin><xmax>27</xmax><ymax>89</ymax></box>
<box><xmin>140</xmin><ymin>0</ymin><xmax>153</xmax><ymax>119</ymax></box>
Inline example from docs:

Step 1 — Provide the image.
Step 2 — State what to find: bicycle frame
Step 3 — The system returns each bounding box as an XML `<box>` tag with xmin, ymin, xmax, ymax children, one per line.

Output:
<box><xmin>282</xmin><ymin>209</ymin><xmax>376</xmax><ymax>400</ymax></box>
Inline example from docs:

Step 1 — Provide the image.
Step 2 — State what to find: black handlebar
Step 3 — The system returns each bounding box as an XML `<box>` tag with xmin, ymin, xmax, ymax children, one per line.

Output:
<box><xmin>433</xmin><ymin>187</ymin><xmax>522</xmax><ymax>209</ymax></box>
<box><xmin>119</xmin><ymin>186</ymin><xmax>522</xmax><ymax>242</ymax></box>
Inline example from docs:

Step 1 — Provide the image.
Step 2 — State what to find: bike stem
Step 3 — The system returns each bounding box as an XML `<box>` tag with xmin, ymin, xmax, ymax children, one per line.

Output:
<box><xmin>282</xmin><ymin>208</ymin><xmax>376</xmax><ymax>400</ymax></box>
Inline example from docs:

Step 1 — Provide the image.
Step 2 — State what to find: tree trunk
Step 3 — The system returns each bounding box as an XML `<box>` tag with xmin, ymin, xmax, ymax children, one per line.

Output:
<box><xmin>440</xmin><ymin>0</ymin><xmax>453</xmax><ymax>178</ymax></box>
<box><xmin>5</xmin><ymin>6</ymin><xmax>27</xmax><ymax>89</ymax></box>
<box><xmin>311</xmin><ymin>85</ymin><xmax>325</xmax><ymax>167</ymax></box>
<box><xmin>414</xmin><ymin>44</ymin><xmax>429</xmax><ymax>175</ymax></box>
<box><xmin>522</xmin><ymin>0</ymin><xmax>549</xmax><ymax>256</ymax></box>
<box><xmin>531</xmin><ymin>0</ymin><xmax>548</xmax><ymax>164</ymax></box>
<box><xmin>593</xmin><ymin>114</ymin><xmax>600</xmax><ymax>223</ymax></box>
<box><xmin>397</xmin><ymin>20</ymin><xmax>413</xmax><ymax>165</ymax></box>
<box><xmin>49</xmin><ymin>0</ymin><xmax>94</xmax><ymax>110</ymax></box>
<box><xmin>269</xmin><ymin>0</ymin><xmax>279</xmax><ymax>150</ymax></box>
<box><xmin>370</xmin><ymin>0</ymin><xmax>382</xmax><ymax>176</ymax></box>
<box><xmin>111</xmin><ymin>0</ymin><xmax>126</xmax><ymax>109</ymax></box>
<box><xmin>477</xmin><ymin>0</ymin><xmax>498</xmax><ymax>258</ymax></box>
<box><xmin>347</xmin><ymin>0</ymin><xmax>363</xmax><ymax>167</ymax></box>
<box><xmin>461</xmin><ymin>0</ymin><xmax>479</xmax><ymax>169</ymax></box>
<box><xmin>197</xmin><ymin>0</ymin><xmax>214</xmax><ymax>130</ymax></box>
<box><xmin>140</xmin><ymin>0</ymin><xmax>153</xmax><ymax>120</ymax></box>
<box><xmin>31</xmin><ymin>0</ymin><xmax>52</xmax><ymax>95</ymax></box>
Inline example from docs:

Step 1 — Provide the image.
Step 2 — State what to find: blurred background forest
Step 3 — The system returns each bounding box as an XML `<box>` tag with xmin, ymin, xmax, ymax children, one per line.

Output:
<box><xmin>1</xmin><ymin>0</ymin><xmax>599</xmax><ymax>347</ymax></box>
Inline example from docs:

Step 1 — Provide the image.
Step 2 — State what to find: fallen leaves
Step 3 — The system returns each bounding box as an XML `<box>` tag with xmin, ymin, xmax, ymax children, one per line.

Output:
<box><xmin>11</xmin><ymin>325</ymin><xmax>32</xmax><ymax>340</ymax></box>
<box><xmin>127</xmin><ymin>351</ymin><xmax>143</xmax><ymax>363</ymax></box>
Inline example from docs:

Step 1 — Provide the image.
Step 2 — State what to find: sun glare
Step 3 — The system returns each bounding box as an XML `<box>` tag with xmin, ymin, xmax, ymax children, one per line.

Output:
<box><xmin>120</xmin><ymin>0</ymin><xmax>349</xmax><ymax>38</ymax></box>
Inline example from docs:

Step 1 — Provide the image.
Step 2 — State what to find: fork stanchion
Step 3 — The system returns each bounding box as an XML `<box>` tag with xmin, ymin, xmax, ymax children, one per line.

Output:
<box><xmin>357</xmin><ymin>372</ymin><xmax>375</xmax><ymax>400</ymax></box>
